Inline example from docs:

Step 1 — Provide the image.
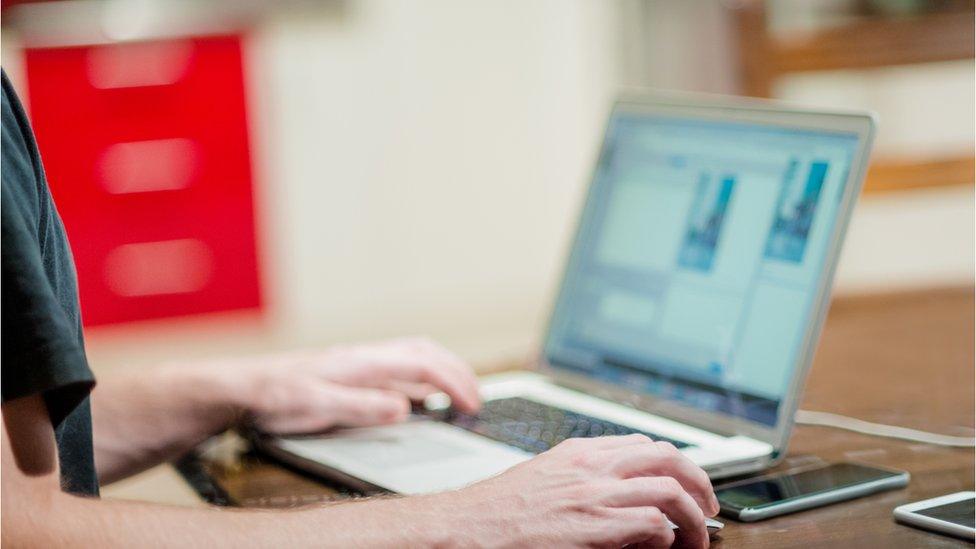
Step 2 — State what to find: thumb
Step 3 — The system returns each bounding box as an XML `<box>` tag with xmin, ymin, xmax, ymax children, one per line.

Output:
<box><xmin>322</xmin><ymin>384</ymin><xmax>411</xmax><ymax>427</ymax></box>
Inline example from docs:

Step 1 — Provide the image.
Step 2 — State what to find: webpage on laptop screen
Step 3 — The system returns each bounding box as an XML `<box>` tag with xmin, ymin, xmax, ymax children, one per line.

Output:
<box><xmin>544</xmin><ymin>112</ymin><xmax>860</xmax><ymax>426</ymax></box>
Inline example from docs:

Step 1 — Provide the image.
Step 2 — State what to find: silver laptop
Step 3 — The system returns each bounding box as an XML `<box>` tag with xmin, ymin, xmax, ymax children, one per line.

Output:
<box><xmin>259</xmin><ymin>93</ymin><xmax>876</xmax><ymax>495</ymax></box>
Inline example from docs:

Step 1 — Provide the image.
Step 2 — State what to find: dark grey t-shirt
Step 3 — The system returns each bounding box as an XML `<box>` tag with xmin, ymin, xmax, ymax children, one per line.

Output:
<box><xmin>2</xmin><ymin>69</ymin><xmax>98</xmax><ymax>496</ymax></box>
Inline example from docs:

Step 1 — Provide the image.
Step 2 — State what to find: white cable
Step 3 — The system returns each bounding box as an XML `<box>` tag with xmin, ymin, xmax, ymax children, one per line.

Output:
<box><xmin>795</xmin><ymin>409</ymin><xmax>976</xmax><ymax>448</ymax></box>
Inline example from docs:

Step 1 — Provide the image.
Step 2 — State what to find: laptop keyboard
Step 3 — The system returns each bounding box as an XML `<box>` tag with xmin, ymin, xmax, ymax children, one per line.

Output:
<box><xmin>444</xmin><ymin>397</ymin><xmax>692</xmax><ymax>454</ymax></box>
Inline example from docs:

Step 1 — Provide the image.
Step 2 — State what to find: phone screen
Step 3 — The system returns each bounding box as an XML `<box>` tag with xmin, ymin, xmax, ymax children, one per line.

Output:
<box><xmin>916</xmin><ymin>498</ymin><xmax>975</xmax><ymax>528</ymax></box>
<box><xmin>716</xmin><ymin>463</ymin><xmax>899</xmax><ymax>510</ymax></box>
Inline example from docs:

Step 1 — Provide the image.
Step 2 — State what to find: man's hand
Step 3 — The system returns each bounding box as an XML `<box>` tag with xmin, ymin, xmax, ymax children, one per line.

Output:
<box><xmin>91</xmin><ymin>336</ymin><xmax>481</xmax><ymax>483</ymax></box>
<box><xmin>422</xmin><ymin>434</ymin><xmax>719</xmax><ymax>548</ymax></box>
<box><xmin>223</xmin><ymin>337</ymin><xmax>482</xmax><ymax>434</ymax></box>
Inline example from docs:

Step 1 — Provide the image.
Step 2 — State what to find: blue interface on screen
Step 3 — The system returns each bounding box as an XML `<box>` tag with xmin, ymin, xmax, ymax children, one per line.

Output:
<box><xmin>543</xmin><ymin>111</ymin><xmax>860</xmax><ymax>426</ymax></box>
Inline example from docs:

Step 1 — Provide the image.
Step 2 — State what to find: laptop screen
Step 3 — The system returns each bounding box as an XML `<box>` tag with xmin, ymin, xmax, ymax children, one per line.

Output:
<box><xmin>543</xmin><ymin>108</ymin><xmax>861</xmax><ymax>427</ymax></box>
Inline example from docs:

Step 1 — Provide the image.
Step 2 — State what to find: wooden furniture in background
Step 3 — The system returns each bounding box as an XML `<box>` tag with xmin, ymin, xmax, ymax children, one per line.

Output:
<box><xmin>731</xmin><ymin>1</ymin><xmax>975</xmax><ymax>194</ymax></box>
<box><xmin>176</xmin><ymin>286</ymin><xmax>975</xmax><ymax>547</ymax></box>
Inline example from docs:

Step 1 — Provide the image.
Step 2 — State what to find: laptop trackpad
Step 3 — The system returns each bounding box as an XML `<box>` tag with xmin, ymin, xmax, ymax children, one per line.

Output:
<box><xmin>293</xmin><ymin>424</ymin><xmax>472</xmax><ymax>469</ymax></box>
<box><xmin>276</xmin><ymin>420</ymin><xmax>531</xmax><ymax>494</ymax></box>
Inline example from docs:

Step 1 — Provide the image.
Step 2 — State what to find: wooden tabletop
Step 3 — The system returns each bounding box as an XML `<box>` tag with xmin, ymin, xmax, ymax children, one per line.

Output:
<box><xmin>180</xmin><ymin>287</ymin><xmax>975</xmax><ymax>547</ymax></box>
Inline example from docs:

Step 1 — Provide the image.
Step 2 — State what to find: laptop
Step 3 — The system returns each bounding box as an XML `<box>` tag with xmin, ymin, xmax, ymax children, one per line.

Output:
<box><xmin>257</xmin><ymin>92</ymin><xmax>876</xmax><ymax>495</ymax></box>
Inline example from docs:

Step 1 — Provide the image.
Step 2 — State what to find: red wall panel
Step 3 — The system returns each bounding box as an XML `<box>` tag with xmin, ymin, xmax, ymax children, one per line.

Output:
<box><xmin>25</xmin><ymin>35</ymin><xmax>263</xmax><ymax>326</ymax></box>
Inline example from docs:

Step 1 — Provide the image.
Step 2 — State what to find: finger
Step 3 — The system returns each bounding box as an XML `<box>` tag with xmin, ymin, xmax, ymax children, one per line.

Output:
<box><xmin>387</xmin><ymin>380</ymin><xmax>440</xmax><ymax>402</ymax></box>
<box><xmin>371</xmin><ymin>358</ymin><xmax>481</xmax><ymax>413</ymax></box>
<box><xmin>325</xmin><ymin>338</ymin><xmax>482</xmax><ymax>412</ymax></box>
<box><xmin>599</xmin><ymin>433</ymin><xmax>659</xmax><ymax>448</ymax></box>
<box><xmin>318</xmin><ymin>385</ymin><xmax>411</xmax><ymax>427</ymax></box>
<box><xmin>610</xmin><ymin>506</ymin><xmax>676</xmax><ymax>548</ymax></box>
<box><xmin>607</xmin><ymin>441</ymin><xmax>718</xmax><ymax>516</ymax></box>
<box><xmin>400</xmin><ymin>338</ymin><xmax>481</xmax><ymax>408</ymax></box>
<box><xmin>604</xmin><ymin>477</ymin><xmax>708</xmax><ymax>549</ymax></box>
<box><xmin>253</xmin><ymin>410</ymin><xmax>335</xmax><ymax>435</ymax></box>
<box><xmin>549</xmin><ymin>433</ymin><xmax>653</xmax><ymax>454</ymax></box>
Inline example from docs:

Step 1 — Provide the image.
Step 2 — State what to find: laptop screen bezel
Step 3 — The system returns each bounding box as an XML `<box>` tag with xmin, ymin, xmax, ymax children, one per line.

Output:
<box><xmin>536</xmin><ymin>92</ymin><xmax>876</xmax><ymax>454</ymax></box>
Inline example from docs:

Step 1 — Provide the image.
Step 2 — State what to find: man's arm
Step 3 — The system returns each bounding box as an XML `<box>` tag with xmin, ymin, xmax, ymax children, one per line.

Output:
<box><xmin>6</xmin><ymin>394</ymin><xmax>717</xmax><ymax>548</ymax></box>
<box><xmin>4</xmin><ymin>393</ymin><xmax>473</xmax><ymax>548</ymax></box>
<box><xmin>89</xmin><ymin>365</ymin><xmax>240</xmax><ymax>485</ymax></box>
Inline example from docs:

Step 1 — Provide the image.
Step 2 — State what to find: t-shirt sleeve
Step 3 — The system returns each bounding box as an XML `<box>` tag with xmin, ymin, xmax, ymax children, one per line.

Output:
<box><xmin>1</xmin><ymin>179</ymin><xmax>95</xmax><ymax>427</ymax></box>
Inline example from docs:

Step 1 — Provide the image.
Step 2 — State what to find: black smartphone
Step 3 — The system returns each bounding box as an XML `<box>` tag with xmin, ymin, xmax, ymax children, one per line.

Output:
<box><xmin>716</xmin><ymin>462</ymin><xmax>909</xmax><ymax>521</ymax></box>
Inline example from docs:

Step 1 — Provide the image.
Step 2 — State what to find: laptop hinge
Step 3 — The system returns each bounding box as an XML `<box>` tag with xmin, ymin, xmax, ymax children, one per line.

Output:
<box><xmin>548</xmin><ymin>375</ymin><xmax>739</xmax><ymax>438</ymax></box>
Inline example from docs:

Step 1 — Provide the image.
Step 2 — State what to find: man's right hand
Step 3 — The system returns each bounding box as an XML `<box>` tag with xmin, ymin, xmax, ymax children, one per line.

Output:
<box><xmin>424</xmin><ymin>434</ymin><xmax>719</xmax><ymax>548</ymax></box>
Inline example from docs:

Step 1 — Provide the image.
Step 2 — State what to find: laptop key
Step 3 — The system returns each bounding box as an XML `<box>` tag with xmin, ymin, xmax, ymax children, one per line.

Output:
<box><xmin>444</xmin><ymin>397</ymin><xmax>692</xmax><ymax>454</ymax></box>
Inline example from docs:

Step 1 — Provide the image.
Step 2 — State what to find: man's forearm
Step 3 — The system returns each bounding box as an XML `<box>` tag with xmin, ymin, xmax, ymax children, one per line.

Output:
<box><xmin>90</xmin><ymin>362</ymin><xmax>251</xmax><ymax>484</ymax></box>
<box><xmin>10</xmin><ymin>487</ymin><xmax>471</xmax><ymax>548</ymax></box>
<box><xmin>8</xmin><ymin>389</ymin><xmax>478</xmax><ymax>549</ymax></box>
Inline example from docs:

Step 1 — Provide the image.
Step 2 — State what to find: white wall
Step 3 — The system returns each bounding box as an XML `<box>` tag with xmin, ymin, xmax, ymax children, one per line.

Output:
<box><xmin>74</xmin><ymin>0</ymin><xmax>629</xmax><ymax>372</ymax></box>
<box><xmin>837</xmin><ymin>185</ymin><xmax>974</xmax><ymax>294</ymax></box>
<box><xmin>248</xmin><ymin>0</ymin><xmax>625</xmax><ymax>360</ymax></box>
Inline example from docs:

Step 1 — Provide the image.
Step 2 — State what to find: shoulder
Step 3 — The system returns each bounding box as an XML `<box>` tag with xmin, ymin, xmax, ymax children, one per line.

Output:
<box><xmin>2</xmin><ymin>70</ymin><xmax>58</xmax><ymax>257</ymax></box>
<box><xmin>2</xmin><ymin>71</ymin><xmax>43</xmax><ymax>223</ymax></box>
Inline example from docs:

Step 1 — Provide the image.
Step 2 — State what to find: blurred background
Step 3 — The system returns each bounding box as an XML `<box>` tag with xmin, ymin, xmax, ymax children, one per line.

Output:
<box><xmin>1</xmin><ymin>1</ymin><xmax>973</xmax><ymax>501</ymax></box>
<box><xmin>1</xmin><ymin>0</ymin><xmax>972</xmax><ymax>372</ymax></box>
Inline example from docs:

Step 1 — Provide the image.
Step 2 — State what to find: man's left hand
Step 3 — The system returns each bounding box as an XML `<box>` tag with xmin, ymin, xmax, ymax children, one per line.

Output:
<box><xmin>209</xmin><ymin>337</ymin><xmax>481</xmax><ymax>434</ymax></box>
